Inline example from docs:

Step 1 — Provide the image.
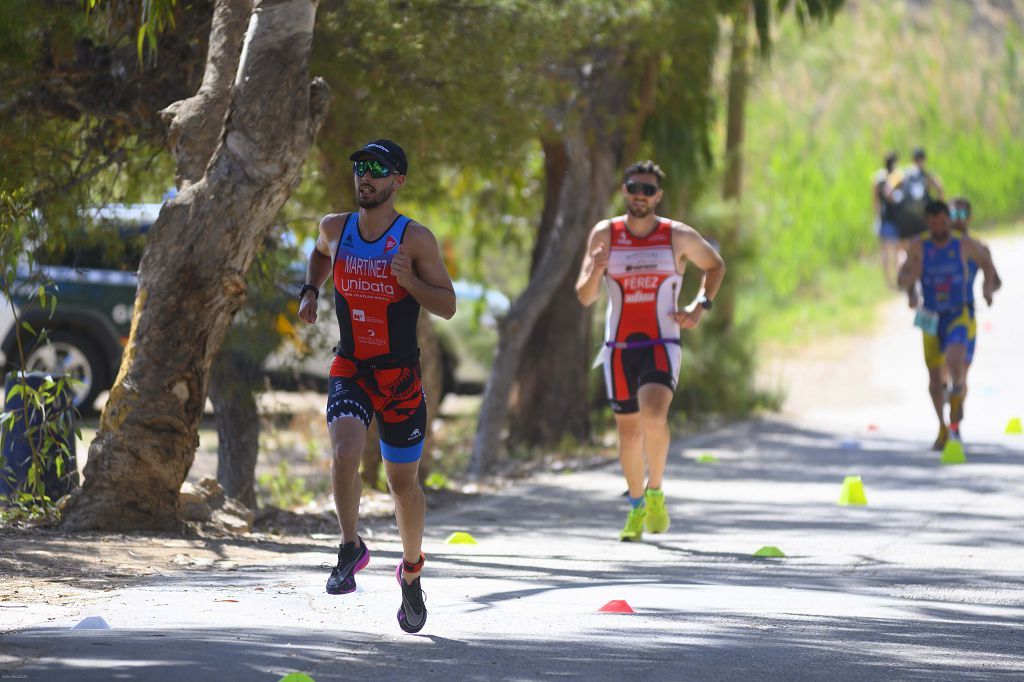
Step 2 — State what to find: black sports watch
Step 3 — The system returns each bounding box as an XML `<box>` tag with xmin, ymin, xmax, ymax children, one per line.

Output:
<box><xmin>696</xmin><ymin>294</ymin><xmax>713</xmax><ymax>311</ymax></box>
<box><xmin>298</xmin><ymin>283</ymin><xmax>319</xmax><ymax>301</ymax></box>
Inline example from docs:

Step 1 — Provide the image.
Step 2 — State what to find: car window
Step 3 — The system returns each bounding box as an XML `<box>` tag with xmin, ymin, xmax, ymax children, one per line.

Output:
<box><xmin>34</xmin><ymin>225</ymin><xmax>148</xmax><ymax>271</ymax></box>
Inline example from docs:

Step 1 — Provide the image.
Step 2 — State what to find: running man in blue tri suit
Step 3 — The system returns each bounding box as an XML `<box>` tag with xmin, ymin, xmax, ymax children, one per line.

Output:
<box><xmin>898</xmin><ymin>200</ymin><xmax>997</xmax><ymax>449</ymax></box>
<box><xmin>297</xmin><ymin>139</ymin><xmax>455</xmax><ymax>633</ymax></box>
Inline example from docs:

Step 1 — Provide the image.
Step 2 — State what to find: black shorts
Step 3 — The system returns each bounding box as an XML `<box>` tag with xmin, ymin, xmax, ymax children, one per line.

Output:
<box><xmin>602</xmin><ymin>339</ymin><xmax>681</xmax><ymax>414</ymax></box>
<box><xmin>326</xmin><ymin>361</ymin><xmax>426</xmax><ymax>463</ymax></box>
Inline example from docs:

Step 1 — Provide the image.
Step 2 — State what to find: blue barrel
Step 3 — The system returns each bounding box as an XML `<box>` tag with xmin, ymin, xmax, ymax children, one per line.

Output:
<box><xmin>0</xmin><ymin>371</ymin><xmax>79</xmax><ymax>501</ymax></box>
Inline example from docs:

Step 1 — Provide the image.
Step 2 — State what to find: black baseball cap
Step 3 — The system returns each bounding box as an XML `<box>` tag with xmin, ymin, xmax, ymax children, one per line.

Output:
<box><xmin>912</xmin><ymin>146</ymin><xmax>926</xmax><ymax>160</ymax></box>
<box><xmin>349</xmin><ymin>139</ymin><xmax>408</xmax><ymax>174</ymax></box>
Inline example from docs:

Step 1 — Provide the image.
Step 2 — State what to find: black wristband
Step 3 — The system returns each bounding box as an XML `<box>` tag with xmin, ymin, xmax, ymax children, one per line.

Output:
<box><xmin>697</xmin><ymin>294</ymin><xmax>713</xmax><ymax>311</ymax></box>
<box><xmin>298</xmin><ymin>283</ymin><xmax>319</xmax><ymax>301</ymax></box>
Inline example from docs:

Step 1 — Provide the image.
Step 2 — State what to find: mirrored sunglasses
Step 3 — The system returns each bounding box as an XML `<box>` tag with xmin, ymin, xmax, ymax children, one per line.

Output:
<box><xmin>353</xmin><ymin>159</ymin><xmax>395</xmax><ymax>179</ymax></box>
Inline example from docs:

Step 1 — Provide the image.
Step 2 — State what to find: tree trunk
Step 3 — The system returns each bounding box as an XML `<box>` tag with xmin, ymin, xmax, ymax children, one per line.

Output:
<box><xmin>208</xmin><ymin>351</ymin><xmax>260</xmax><ymax>508</ymax></box>
<box><xmin>508</xmin><ymin>139</ymin><xmax>589</xmax><ymax>446</ymax></box>
<box><xmin>164</xmin><ymin>0</ymin><xmax>264</xmax><ymax>511</ymax></box>
<box><xmin>360</xmin><ymin>314</ymin><xmax>444</xmax><ymax>487</ymax></box>
<box><xmin>505</xmin><ymin>55</ymin><xmax>660</xmax><ymax>453</ymax></box>
<box><xmin>469</xmin><ymin>121</ymin><xmax>621</xmax><ymax>475</ymax></box>
<box><xmin>62</xmin><ymin>0</ymin><xmax>330</xmax><ymax>530</ymax></box>
<box><xmin>509</xmin><ymin>265</ymin><xmax>592</xmax><ymax>445</ymax></box>
<box><xmin>718</xmin><ymin>1</ymin><xmax>752</xmax><ymax>330</ymax></box>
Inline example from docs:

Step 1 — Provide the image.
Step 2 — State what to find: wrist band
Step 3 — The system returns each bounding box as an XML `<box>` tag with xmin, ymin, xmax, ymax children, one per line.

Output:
<box><xmin>298</xmin><ymin>283</ymin><xmax>319</xmax><ymax>301</ymax></box>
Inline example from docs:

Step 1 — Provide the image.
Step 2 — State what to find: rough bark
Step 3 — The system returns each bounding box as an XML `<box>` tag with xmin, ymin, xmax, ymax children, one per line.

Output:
<box><xmin>62</xmin><ymin>0</ymin><xmax>330</xmax><ymax>530</ymax></box>
<box><xmin>360</xmin><ymin>314</ymin><xmax>444</xmax><ymax>488</ymax></box>
<box><xmin>161</xmin><ymin>0</ymin><xmax>254</xmax><ymax>189</ymax></box>
<box><xmin>160</xmin><ymin>0</ymin><xmax>263</xmax><ymax>510</ymax></box>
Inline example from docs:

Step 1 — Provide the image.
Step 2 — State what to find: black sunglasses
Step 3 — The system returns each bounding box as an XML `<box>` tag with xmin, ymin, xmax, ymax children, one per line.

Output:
<box><xmin>353</xmin><ymin>159</ymin><xmax>395</xmax><ymax>179</ymax></box>
<box><xmin>625</xmin><ymin>181</ymin><xmax>658</xmax><ymax>197</ymax></box>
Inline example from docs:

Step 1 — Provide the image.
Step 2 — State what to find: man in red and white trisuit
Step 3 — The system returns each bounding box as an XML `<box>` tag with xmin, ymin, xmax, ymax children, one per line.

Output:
<box><xmin>576</xmin><ymin>160</ymin><xmax>725</xmax><ymax>541</ymax></box>
<box><xmin>297</xmin><ymin>140</ymin><xmax>455</xmax><ymax>633</ymax></box>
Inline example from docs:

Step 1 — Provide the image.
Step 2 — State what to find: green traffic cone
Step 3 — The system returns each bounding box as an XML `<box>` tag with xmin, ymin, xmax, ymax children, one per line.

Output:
<box><xmin>753</xmin><ymin>545</ymin><xmax>785</xmax><ymax>558</ymax></box>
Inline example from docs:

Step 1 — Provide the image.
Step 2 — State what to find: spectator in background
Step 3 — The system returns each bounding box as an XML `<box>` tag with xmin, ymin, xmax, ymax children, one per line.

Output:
<box><xmin>884</xmin><ymin>146</ymin><xmax>945</xmax><ymax>242</ymax></box>
<box><xmin>906</xmin><ymin>147</ymin><xmax>944</xmax><ymax>200</ymax></box>
<box><xmin>873</xmin><ymin>151</ymin><xmax>900</xmax><ymax>287</ymax></box>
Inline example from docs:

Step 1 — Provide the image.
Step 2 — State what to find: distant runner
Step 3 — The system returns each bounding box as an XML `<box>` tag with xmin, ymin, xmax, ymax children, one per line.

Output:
<box><xmin>873</xmin><ymin>151</ymin><xmax>900</xmax><ymax>287</ymax></box>
<box><xmin>576</xmin><ymin>160</ymin><xmax>725</xmax><ymax>541</ymax></box>
<box><xmin>297</xmin><ymin>139</ymin><xmax>456</xmax><ymax>633</ymax></box>
<box><xmin>898</xmin><ymin>200</ymin><xmax>996</xmax><ymax>450</ymax></box>
<box><xmin>949</xmin><ymin>197</ymin><xmax>1002</xmax><ymax>439</ymax></box>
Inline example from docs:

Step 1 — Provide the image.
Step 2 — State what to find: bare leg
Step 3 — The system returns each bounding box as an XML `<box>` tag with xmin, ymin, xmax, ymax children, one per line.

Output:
<box><xmin>946</xmin><ymin>343</ymin><xmax>968</xmax><ymax>427</ymax></box>
<box><xmin>614</xmin><ymin>413</ymin><xmax>645</xmax><ymax>499</ymax></box>
<box><xmin>329</xmin><ymin>417</ymin><xmax>367</xmax><ymax>546</ymax></box>
<box><xmin>637</xmin><ymin>383</ymin><xmax>674</xmax><ymax>490</ymax></box>
<box><xmin>880</xmin><ymin>238</ymin><xmax>900</xmax><ymax>288</ymax></box>
<box><xmin>927</xmin><ymin>366</ymin><xmax>946</xmax><ymax>429</ymax></box>
<box><xmin>386</xmin><ymin>458</ymin><xmax>425</xmax><ymax>584</ymax></box>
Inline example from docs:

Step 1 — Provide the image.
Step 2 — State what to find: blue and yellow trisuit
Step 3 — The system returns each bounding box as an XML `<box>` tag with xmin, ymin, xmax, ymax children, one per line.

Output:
<box><xmin>920</xmin><ymin>234</ymin><xmax>971</xmax><ymax>369</ymax></box>
<box><xmin>964</xmin><ymin>256</ymin><xmax>979</xmax><ymax>366</ymax></box>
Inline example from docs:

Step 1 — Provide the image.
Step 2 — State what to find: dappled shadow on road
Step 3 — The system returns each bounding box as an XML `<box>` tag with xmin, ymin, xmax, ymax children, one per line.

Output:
<box><xmin>3</xmin><ymin>604</ymin><xmax>1022</xmax><ymax>681</ymax></box>
<box><xmin>427</xmin><ymin>418</ymin><xmax>1024</xmax><ymax>543</ymax></box>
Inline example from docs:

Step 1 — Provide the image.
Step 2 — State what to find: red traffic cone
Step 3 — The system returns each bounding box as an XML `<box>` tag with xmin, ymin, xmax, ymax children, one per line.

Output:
<box><xmin>598</xmin><ymin>600</ymin><xmax>634</xmax><ymax>613</ymax></box>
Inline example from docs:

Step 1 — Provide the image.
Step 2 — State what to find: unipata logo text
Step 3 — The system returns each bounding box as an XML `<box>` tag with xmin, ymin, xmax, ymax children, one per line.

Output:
<box><xmin>342</xmin><ymin>279</ymin><xmax>396</xmax><ymax>296</ymax></box>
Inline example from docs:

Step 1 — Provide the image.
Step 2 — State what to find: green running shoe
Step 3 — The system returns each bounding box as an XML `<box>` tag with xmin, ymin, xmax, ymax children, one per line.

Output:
<box><xmin>645</xmin><ymin>488</ymin><xmax>670</xmax><ymax>533</ymax></box>
<box><xmin>619</xmin><ymin>505</ymin><xmax>646</xmax><ymax>542</ymax></box>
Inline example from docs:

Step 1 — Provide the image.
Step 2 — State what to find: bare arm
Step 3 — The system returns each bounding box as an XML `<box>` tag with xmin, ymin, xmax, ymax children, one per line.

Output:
<box><xmin>965</xmin><ymin>237</ymin><xmax>998</xmax><ymax>306</ymax></box>
<box><xmin>984</xmin><ymin>244</ymin><xmax>1002</xmax><ymax>291</ymax></box>
<box><xmin>897</xmin><ymin>238</ymin><xmax>923</xmax><ymax>292</ymax></box>
<box><xmin>672</xmin><ymin>223</ymin><xmax>726</xmax><ymax>329</ymax></box>
<box><xmin>297</xmin><ymin>214</ymin><xmax>344</xmax><ymax>325</ymax></box>
<box><xmin>391</xmin><ymin>223</ymin><xmax>456</xmax><ymax>320</ymax></box>
<box><xmin>575</xmin><ymin>221</ymin><xmax>611</xmax><ymax>307</ymax></box>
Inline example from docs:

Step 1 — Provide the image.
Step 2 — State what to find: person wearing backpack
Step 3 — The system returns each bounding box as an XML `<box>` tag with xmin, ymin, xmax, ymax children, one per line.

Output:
<box><xmin>884</xmin><ymin>147</ymin><xmax>944</xmax><ymax>241</ymax></box>
<box><xmin>873</xmin><ymin>151</ymin><xmax>900</xmax><ymax>287</ymax></box>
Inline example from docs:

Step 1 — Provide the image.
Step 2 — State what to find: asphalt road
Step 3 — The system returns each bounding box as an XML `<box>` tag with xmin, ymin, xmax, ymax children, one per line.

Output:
<box><xmin>2</xmin><ymin>236</ymin><xmax>1022</xmax><ymax>681</ymax></box>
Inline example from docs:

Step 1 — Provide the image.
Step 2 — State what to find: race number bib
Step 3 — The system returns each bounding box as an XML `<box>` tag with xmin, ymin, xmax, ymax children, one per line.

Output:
<box><xmin>914</xmin><ymin>307</ymin><xmax>939</xmax><ymax>336</ymax></box>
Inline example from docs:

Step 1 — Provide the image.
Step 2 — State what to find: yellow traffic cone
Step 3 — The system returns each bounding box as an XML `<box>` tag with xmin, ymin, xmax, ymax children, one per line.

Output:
<box><xmin>838</xmin><ymin>476</ymin><xmax>867</xmax><ymax>506</ymax></box>
<box><xmin>445</xmin><ymin>531</ymin><xmax>478</xmax><ymax>545</ymax></box>
<box><xmin>941</xmin><ymin>438</ymin><xmax>966</xmax><ymax>464</ymax></box>
<box><xmin>1006</xmin><ymin>417</ymin><xmax>1023</xmax><ymax>435</ymax></box>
